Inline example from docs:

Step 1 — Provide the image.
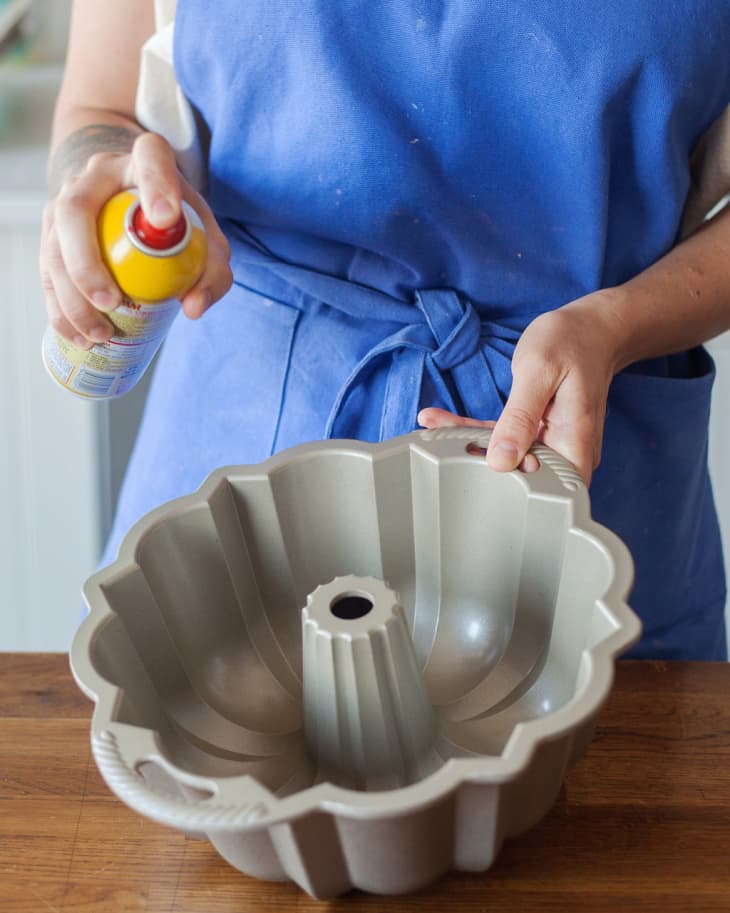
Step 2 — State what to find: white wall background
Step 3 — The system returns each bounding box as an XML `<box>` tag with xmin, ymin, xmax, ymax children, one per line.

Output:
<box><xmin>708</xmin><ymin>333</ymin><xmax>730</xmax><ymax>612</ymax></box>
<box><xmin>0</xmin><ymin>1</ymin><xmax>104</xmax><ymax>652</ymax></box>
<box><xmin>1</xmin><ymin>1</ymin><xmax>729</xmax><ymax>652</ymax></box>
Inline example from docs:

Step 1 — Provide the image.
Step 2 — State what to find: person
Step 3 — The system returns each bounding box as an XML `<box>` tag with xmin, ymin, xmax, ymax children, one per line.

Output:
<box><xmin>42</xmin><ymin>1</ymin><xmax>730</xmax><ymax>660</ymax></box>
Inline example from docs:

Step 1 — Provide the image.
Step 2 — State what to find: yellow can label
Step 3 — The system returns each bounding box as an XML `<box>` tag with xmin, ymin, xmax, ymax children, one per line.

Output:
<box><xmin>42</xmin><ymin>297</ymin><xmax>179</xmax><ymax>399</ymax></box>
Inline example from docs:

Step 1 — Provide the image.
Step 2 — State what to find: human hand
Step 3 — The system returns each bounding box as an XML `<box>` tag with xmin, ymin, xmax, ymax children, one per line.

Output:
<box><xmin>418</xmin><ymin>291</ymin><xmax>624</xmax><ymax>485</ymax></box>
<box><xmin>40</xmin><ymin>131</ymin><xmax>233</xmax><ymax>349</ymax></box>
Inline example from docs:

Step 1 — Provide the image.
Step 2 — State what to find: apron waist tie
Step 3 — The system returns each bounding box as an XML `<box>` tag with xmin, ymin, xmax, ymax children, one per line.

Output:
<box><xmin>224</xmin><ymin>219</ymin><xmax>533</xmax><ymax>439</ymax></box>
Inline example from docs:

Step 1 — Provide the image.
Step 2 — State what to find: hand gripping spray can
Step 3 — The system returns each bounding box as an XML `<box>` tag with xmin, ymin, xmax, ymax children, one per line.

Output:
<box><xmin>42</xmin><ymin>188</ymin><xmax>207</xmax><ymax>399</ymax></box>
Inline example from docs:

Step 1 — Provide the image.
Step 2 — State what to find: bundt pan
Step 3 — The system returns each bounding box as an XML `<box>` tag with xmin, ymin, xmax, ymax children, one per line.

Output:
<box><xmin>70</xmin><ymin>428</ymin><xmax>641</xmax><ymax>899</ymax></box>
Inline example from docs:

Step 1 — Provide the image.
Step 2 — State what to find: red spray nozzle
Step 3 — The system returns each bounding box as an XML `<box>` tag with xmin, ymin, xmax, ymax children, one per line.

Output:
<box><xmin>131</xmin><ymin>204</ymin><xmax>187</xmax><ymax>250</ymax></box>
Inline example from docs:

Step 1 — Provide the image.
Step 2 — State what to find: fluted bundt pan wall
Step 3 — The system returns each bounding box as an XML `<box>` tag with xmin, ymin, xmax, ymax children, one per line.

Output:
<box><xmin>71</xmin><ymin>428</ymin><xmax>640</xmax><ymax>899</ymax></box>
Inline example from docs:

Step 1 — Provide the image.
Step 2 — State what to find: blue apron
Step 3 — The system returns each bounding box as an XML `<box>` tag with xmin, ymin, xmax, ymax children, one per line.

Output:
<box><xmin>104</xmin><ymin>0</ymin><xmax>730</xmax><ymax>659</ymax></box>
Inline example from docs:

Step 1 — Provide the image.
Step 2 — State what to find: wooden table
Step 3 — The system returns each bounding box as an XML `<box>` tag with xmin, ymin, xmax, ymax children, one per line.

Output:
<box><xmin>2</xmin><ymin>655</ymin><xmax>729</xmax><ymax>912</ymax></box>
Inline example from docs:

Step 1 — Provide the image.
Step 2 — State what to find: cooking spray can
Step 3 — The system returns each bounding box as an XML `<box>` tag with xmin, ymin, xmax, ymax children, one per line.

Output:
<box><xmin>42</xmin><ymin>188</ymin><xmax>207</xmax><ymax>399</ymax></box>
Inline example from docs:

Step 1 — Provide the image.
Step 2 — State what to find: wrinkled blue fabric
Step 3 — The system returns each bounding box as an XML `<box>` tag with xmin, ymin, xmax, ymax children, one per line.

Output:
<box><xmin>103</xmin><ymin>1</ymin><xmax>730</xmax><ymax>659</ymax></box>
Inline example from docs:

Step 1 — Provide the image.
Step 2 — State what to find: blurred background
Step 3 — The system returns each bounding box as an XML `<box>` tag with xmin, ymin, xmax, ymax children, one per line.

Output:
<box><xmin>1</xmin><ymin>0</ymin><xmax>153</xmax><ymax>650</ymax></box>
<box><xmin>2</xmin><ymin>0</ymin><xmax>729</xmax><ymax>652</ymax></box>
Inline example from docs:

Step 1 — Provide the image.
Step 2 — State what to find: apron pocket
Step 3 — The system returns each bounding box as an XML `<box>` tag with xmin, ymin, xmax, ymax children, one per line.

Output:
<box><xmin>591</xmin><ymin>346</ymin><xmax>725</xmax><ymax>658</ymax></box>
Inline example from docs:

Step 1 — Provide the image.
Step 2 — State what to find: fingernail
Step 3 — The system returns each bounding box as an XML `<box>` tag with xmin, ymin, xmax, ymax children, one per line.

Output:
<box><xmin>73</xmin><ymin>334</ymin><xmax>91</xmax><ymax>350</ymax></box>
<box><xmin>92</xmin><ymin>290</ymin><xmax>116</xmax><ymax>310</ymax></box>
<box><xmin>89</xmin><ymin>325</ymin><xmax>111</xmax><ymax>342</ymax></box>
<box><xmin>487</xmin><ymin>441</ymin><xmax>519</xmax><ymax>469</ymax></box>
<box><xmin>151</xmin><ymin>199</ymin><xmax>175</xmax><ymax>223</ymax></box>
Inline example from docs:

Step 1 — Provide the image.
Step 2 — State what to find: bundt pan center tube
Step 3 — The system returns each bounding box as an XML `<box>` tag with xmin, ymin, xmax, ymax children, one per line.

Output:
<box><xmin>70</xmin><ymin>427</ymin><xmax>641</xmax><ymax>899</ymax></box>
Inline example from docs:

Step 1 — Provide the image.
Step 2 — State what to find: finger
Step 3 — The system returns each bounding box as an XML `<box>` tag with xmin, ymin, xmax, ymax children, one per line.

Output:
<box><xmin>569</xmin><ymin>416</ymin><xmax>601</xmax><ymax>486</ymax></box>
<box><xmin>572</xmin><ymin>416</ymin><xmax>602</xmax><ymax>487</ymax></box>
<box><xmin>180</xmin><ymin>246</ymin><xmax>233</xmax><ymax>318</ymax></box>
<box><xmin>53</xmin><ymin>163</ymin><xmax>128</xmax><ymax>313</ymax></box>
<box><xmin>417</xmin><ymin>407</ymin><xmax>496</xmax><ymax>429</ymax></box>
<box><xmin>180</xmin><ymin>234</ymin><xmax>233</xmax><ymax>318</ymax></box>
<box><xmin>487</xmin><ymin>365</ymin><xmax>556</xmax><ymax>472</ymax></box>
<box><xmin>590</xmin><ymin>408</ymin><xmax>607</xmax><ymax>475</ymax></box>
<box><xmin>42</xmin><ymin>205</ymin><xmax>113</xmax><ymax>344</ymax></box>
<box><xmin>519</xmin><ymin>452</ymin><xmax>540</xmax><ymax>473</ymax></box>
<box><xmin>545</xmin><ymin>429</ymin><xmax>594</xmax><ymax>485</ymax></box>
<box><xmin>539</xmin><ymin>397</ymin><xmax>598</xmax><ymax>486</ymax></box>
<box><xmin>178</xmin><ymin>190</ymin><xmax>233</xmax><ymax>317</ymax></box>
<box><xmin>41</xmin><ymin>266</ymin><xmax>83</xmax><ymax>346</ymax></box>
<box><xmin>132</xmin><ymin>133</ymin><xmax>183</xmax><ymax>228</ymax></box>
<box><xmin>43</xmin><ymin>214</ymin><xmax>113</xmax><ymax>344</ymax></box>
<box><xmin>40</xmin><ymin>203</ymin><xmax>80</xmax><ymax>342</ymax></box>
<box><xmin>46</xmin><ymin>243</ymin><xmax>114</xmax><ymax>344</ymax></box>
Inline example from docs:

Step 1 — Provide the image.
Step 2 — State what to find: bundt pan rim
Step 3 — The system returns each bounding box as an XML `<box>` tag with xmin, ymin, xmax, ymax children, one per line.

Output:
<box><xmin>70</xmin><ymin>428</ymin><xmax>640</xmax><ymax>833</ymax></box>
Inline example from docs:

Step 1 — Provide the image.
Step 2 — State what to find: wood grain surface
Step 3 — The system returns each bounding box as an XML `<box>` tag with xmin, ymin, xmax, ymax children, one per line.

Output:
<box><xmin>1</xmin><ymin>654</ymin><xmax>729</xmax><ymax>912</ymax></box>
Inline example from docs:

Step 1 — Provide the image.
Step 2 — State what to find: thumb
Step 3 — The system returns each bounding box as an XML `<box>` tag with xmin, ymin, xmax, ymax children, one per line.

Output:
<box><xmin>131</xmin><ymin>132</ymin><xmax>182</xmax><ymax>229</ymax></box>
<box><xmin>487</xmin><ymin>365</ymin><xmax>555</xmax><ymax>472</ymax></box>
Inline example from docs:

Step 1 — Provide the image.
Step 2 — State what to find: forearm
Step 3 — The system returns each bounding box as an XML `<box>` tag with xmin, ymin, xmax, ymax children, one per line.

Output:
<box><xmin>48</xmin><ymin>0</ymin><xmax>154</xmax><ymax>193</ymax></box>
<box><xmin>587</xmin><ymin>205</ymin><xmax>730</xmax><ymax>372</ymax></box>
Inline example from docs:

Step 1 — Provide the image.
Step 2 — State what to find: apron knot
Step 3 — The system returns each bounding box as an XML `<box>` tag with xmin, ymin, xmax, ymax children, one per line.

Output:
<box><xmin>416</xmin><ymin>289</ymin><xmax>483</xmax><ymax>372</ymax></box>
<box><xmin>324</xmin><ymin>287</ymin><xmax>525</xmax><ymax>441</ymax></box>
<box><xmin>222</xmin><ymin>222</ymin><xmax>528</xmax><ymax>441</ymax></box>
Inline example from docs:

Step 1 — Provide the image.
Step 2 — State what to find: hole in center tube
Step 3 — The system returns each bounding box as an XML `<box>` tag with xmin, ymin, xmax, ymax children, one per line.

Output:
<box><xmin>330</xmin><ymin>594</ymin><xmax>374</xmax><ymax>620</ymax></box>
<box><xmin>466</xmin><ymin>442</ymin><xmax>488</xmax><ymax>457</ymax></box>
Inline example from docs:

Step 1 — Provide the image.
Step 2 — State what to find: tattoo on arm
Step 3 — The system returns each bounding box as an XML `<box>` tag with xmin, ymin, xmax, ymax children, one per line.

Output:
<box><xmin>49</xmin><ymin>124</ymin><xmax>140</xmax><ymax>194</ymax></box>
